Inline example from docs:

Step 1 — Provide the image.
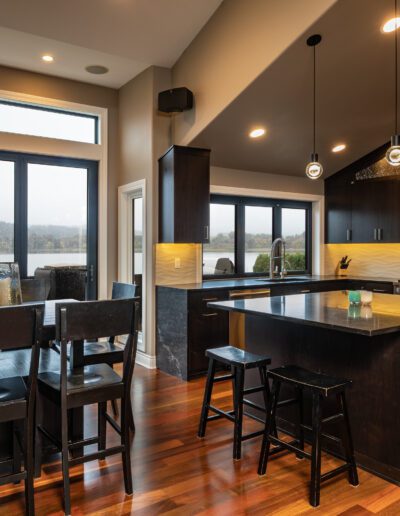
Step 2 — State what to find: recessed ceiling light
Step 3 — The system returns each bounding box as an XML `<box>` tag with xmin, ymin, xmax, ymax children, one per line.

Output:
<box><xmin>249</xmin><ymin>128</ymin><xmax>266</xmax><ymax>138</ymax></box>
<box><xmin>42</xmin><ymin>54</ymin><xmax>54</xmax><ymax>63</ymax></box>
<box><xmin>382</xmin><ymin>17</ymin><xmax>400</xmax><ymax>33</ymax></box>
<box><xmin>85</xmin><ymin>65</ymin><xmax>109</xmax><ymax>75</ymax></box>
<box><xmin>332</xmin><ymin>143</ymin><xmax>346</xmax><ymax>153</ymax></box>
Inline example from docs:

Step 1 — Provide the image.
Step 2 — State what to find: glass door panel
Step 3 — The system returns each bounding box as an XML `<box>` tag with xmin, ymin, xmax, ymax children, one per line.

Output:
<box><xmin>0</xmin><ymin>161</ymin><xmax>14</xmax><ymax>262</ymax></box>
<box><xmin>27</xmin><ymin>163</ymin><xmax>87</xmax><ymax>276</ymax></box>
<box><xmin>282</xmin><ymin>208</ymin><xmax>307</xmax><ymax>272</ymax></box>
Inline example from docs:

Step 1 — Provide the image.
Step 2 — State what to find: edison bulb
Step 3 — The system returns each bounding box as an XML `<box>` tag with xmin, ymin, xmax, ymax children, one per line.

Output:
<box><xmin>305</xmin><ymin>161</ymin><xmax>323</xmax><ymax>179</ymax></box>
<box><xmin>386</xmin><ymin>145</ymin><xmax>400</xmax><ymax>166</ymax></box>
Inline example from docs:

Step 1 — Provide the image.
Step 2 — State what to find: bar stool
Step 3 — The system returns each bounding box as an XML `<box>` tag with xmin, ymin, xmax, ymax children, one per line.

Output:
<box><xmin>258</xmin><ymin>365</ymin><xmax>359</xmax><ymax>507</ymax></box>
<box><xmin>198</xmin><ymin>345</ymin><xmax>271</xmax><ymax>460</ymax></box>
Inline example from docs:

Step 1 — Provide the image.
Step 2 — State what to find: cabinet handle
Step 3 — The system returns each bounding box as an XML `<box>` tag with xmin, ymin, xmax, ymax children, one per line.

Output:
<box><xmin>346</xmin><ymin>229</ymin><xmax>352</xmax><ymax>241</ymax></box>
<box><xmin>378</xmin><ymin>228</ymin><xmax>383</xmax><ymax>241</ymax></box>
<box><xmin>201</xmin><ymin>312</ymin><xmax>218</xmax><ymax>317</ymax></box>
<box><xmin>372</xmin><ymin>289</ymin><xmax>387</xmax><ymax>293</ymax></box>
<box><xmin>204</xmin><ymin>225</ymin><xmax>209</xmax><ymax>241</ymax></box>
<box><xmin>300</xmin><ymin>289</ymin><xmax>311</xmax><ymax>293</ymax></box>
<box><xmin>203</xmin><ymin>297</ymin><xmax>218</xmax><ymax>302</ymax></box>
<box><xmin>374</xmin><ymin>228</ymin><xmax>377</xmax><ymax>241</ymax></box>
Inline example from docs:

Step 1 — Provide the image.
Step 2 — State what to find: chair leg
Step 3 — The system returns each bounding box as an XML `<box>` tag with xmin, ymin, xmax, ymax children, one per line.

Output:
<box><xmin>233</xmin><ymin>366</ymin><xmax>244</xmax><ymax>460</ymax></box>
<box><xmin>310</xmin><ymin>392</ymin><xmax>323</xmax><ymax>507</ymax></box>
<box><xmin>338</xmin><ymin>392</ymin><xmax>359</xmax><ymax>486</ymax></box>
<box><xmin>12</xmin><ymin>421</ymin><xmax>21</xmax><ymax>483</ymax></box>
<box><xmin>61</xmin><ymin>403</ymin><xmax>71</xmax><ymax>516</ymax></box>
<box><xmin>110</xmin><ymin>399</ymin><xmax>119</xmax><ymax>419</ymax></box>
<box><xmin>197</xmin><ymin>359</ymin><xmax>216</xmax><ymax>438</ymax></box>
<box><xmin>258</xmin><ymin>378</ymin><xmax>280</xmax><ymax>475</ymax></box>
<box><xmin>121</xmin><ymin>397</ymin><xmax>133</xmax><ymax>495</ymax></box>
<box><xmin>25</xmin><ymin>416</ymin><xmax>35</xmax><ymax>516</ymax></box>
<box><xmin>296</xmin><ymin>386</ymin><xmax>305</xmax><ymax>459</ymax></box>
<box><xmin>128</xmin><ymin>402</ymin><xmax>135</xmax><ymax>434</ymax></box>
<box><xmin>98</xmin><ymin>402</ymin><xmax>107</xmax><ymax>454</ymax></box>
<box><xmin>34</xmin><ymin>396</ymin><xmax>43</xmax><ymax>478</ymax></box>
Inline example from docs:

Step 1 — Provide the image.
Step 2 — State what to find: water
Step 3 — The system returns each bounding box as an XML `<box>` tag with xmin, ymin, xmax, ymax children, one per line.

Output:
<box><xmin>203</xmin><ymin>251</ymin><xmax>261</xmax><ymax>275</ymax></box>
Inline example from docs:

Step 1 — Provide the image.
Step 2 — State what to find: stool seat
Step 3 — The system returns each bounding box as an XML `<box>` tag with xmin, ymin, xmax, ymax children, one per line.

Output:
<box><xmin>269</xmin><ymin>365</ymin><xmax>351</xmax><ymax>396</ymax></box>
<box><xmin>206</xmin><ymin>346</ymin><xmax>271</xmax><ymax>369</ymax></box>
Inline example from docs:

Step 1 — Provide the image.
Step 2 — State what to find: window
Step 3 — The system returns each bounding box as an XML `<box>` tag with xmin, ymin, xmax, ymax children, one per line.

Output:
<box><xmin>203</xmin><ymin>203</ymin><xmax>235</xmax><ymax>275</ymax></box>
<box><xmin>0</xmin><ymin>160</ymin><xmax>14</xmax><ymax>261</ymax></box>
<box><xmin>203</xmin><ymin>195</ymin><xmax>312</xmax><ymax>277</ymax></box>
<box><xmin>0</xmin><ymin>151</ymin><xmax>98</xmax><ymax>299</ymax></box>
<box><xmin>0</xmin><ymin>101</ymin><xmax>98</xmax><ymax>144</ymax></box>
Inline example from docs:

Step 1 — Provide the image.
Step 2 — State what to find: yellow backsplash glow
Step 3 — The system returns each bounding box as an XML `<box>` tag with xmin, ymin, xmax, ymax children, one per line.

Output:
<box><xmin>325</xmin><ymin>244</ymin><xmax>400</xmax><ymax>279</ymax></box>
<box><xmin>155</xmin><ymin>243</ymin><xmax>202</xmax><ymax>285</ymax></box>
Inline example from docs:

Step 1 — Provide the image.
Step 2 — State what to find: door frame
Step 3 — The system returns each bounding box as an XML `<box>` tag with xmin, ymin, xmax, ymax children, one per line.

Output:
<box><xmin>118</xmin><ymin>179</ymin><xmax>148</xmax><ymax>357</ymax></box>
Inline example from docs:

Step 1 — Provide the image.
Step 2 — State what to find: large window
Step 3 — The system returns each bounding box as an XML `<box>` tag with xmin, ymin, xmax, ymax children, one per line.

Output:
<box><xmin>203</xmin><ymin>195</ymin><xmax>312</xmax><ymax>277</ymax></box>
<box><xmin>0</xmin><ymin>101</ymin><xmax>98</xmax><ymax>144</ymax></box>
<box><xmin>0</xmin><ymin>151</ymin><xmax>98</xmax><ymax>298</ymax></box>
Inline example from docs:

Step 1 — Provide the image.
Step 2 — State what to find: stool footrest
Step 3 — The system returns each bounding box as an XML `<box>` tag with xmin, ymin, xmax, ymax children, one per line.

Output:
<box><xmin>301</xmin><ymin>424</ymin><xmax>342</xmax><ymax>445</ymax></box>
<box><xmin>243</xmin><ymin>398</ymin><xmax>266</xmax><ymax>413</ymax></box>
<box><xmin>268</xmin><ymin>434</ymin><xmax>312</xmax><ymax>460</ymax></box>
<box><xmin>244</xmin><ymin>385</ymin><xmax>265</xmax><ymax>395</ymax></box>
<box><xmin>244</xmin><ymin>411</ymin><xmax>265</xmax><ymax>424</ymax></box>
<box><xmin>268</xmin><ymin>438</ymin><xmax>301</xmax><ymax>457</ymax></box>
<box><xmin>213</xmin><ymin>374</ymin><xmax>234</xmax><ymax>383</ymax></box>
<box><xmin>277</xmin><ymin>397</ymin><xmax>298</xmax><ymax>408</ymax></box>
<box><xmin>322</xmin><ymin>413</ymin><xmax>344</xmax><ymax>425</ymax></box>
<box><xmin>320</xmin><ymin>463</ymin><xmax>351</xmax><ymax>483</ymax></box>
<box><xmin>241</xmin><ymin>429</ymin><xmax>264</xmax><ymax>441</ymax></box>
<box><xmin>208</xmin><ymin>405</ymin><xmax>235</xmax><ymax>422</ymax></box>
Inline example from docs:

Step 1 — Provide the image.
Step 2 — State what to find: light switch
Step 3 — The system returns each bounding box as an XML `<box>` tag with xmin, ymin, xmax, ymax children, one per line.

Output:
<box><xmin>174</xmin><ymin>257</ymin><xmax>181</xmax><ymax>269</ymax></box>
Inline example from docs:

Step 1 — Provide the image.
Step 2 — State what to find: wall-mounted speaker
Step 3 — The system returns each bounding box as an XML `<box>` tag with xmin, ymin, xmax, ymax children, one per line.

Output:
<box><xmin>158</xmin><ymin>87</ymin><xmax>193</xmax><ymax>113</ymax></box>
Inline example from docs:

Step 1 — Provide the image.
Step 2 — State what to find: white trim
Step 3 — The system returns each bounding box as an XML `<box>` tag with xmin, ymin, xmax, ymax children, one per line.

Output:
<box><xmin>210</xmin><ymin>184</ymin><xmax>325</xmax><ymax>275</ymax></box>
<box><xmin>135</xmin><ymin>349</ymin><xmax>157</xmax><ymax>369</ymax></box>
<box><xmin>0</xmin><ymin>89</ymin><xmax>108</xmax><ymax>299</ymax></box>
<box><xmin>118</xmin><ymin>179</ymin><xmax>148</xmax><ymax>356</ymax></box>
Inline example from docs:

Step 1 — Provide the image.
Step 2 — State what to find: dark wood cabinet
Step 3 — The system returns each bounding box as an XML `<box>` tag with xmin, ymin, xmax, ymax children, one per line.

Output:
<box><xmin>325</xmin><ymin>144</ymin><xmax>400</xmax><ymax>244</ymax></box>
<box><xmin>158</xmin><ymin>145</ymin><xmax>210</xmax><ymax>243</ymax></box>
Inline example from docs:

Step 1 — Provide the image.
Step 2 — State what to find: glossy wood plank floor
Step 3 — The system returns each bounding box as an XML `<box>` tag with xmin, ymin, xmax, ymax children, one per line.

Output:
<box><xmin>1</xmin><ymin>365</ymin><xmax>400</xmax><ymax>515</ymax></box>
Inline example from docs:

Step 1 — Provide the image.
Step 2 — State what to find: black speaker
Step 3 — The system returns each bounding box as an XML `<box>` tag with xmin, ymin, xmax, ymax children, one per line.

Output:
<box><xmin>158</xmin><ymin>87</ymin><xmax>193</xmax><ymax>113</ymax></box>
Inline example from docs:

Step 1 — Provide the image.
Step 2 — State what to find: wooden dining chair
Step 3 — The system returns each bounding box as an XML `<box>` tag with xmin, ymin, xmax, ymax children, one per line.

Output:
<box><xmin>21</xmin><ymin>278</ymin><xmax>51</xmax><ymax>303</ymax></box>
<box><xmin>0</xmin><ymin>304</ymin><xmax>43</xmax><ymax>516</ymax></box>
<box><xmin>36</xmin><ymin>298</ymin><xmax>139</xmax><ymax>516</ymax></box>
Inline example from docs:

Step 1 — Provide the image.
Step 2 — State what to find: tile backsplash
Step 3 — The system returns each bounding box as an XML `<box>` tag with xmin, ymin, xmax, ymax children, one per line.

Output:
<box><xmin>324</xmin><ymin>244</ymin><xmax>400</xmax><ymax>279</ymax></box>
<box><xmin>155</xmin><ymin>243</ymin><xmax>202</xmax><ymax>285</ymax></box>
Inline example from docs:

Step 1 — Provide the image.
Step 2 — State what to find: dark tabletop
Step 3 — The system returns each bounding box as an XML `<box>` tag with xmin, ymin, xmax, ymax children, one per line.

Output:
<box><xmin>209</xmin><ymin>290</ymin><xmax>400</xmax><ymax>337</ymax></box>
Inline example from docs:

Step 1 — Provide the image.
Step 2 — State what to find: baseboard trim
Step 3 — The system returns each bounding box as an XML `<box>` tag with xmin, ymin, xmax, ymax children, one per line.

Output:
<box><xmin>136</xmin><ymin>350</ymin><xmax>157</xmax><ymax>369</ymax></box>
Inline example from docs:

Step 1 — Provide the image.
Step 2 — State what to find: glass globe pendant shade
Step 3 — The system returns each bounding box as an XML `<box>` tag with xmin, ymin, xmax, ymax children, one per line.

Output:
<box><xmin>305</xmin><ymin>153</ymin><xmax>323</xmax><ymax>179</ymax></box>
<box><xmin>386</xmin><ymin>135</ymin><xmax>400</xmax><ymax>166</ymax></box>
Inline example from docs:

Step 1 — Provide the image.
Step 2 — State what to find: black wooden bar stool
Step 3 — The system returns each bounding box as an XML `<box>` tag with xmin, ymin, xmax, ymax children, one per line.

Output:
<box><xmin>198</xmin><ymin>346</ymin><xmax>271</xmax><ymax>460</ymax></box>
<box><xmin>258</xmin><ymin>365</ymin><xmax>359</xmax><ymax>507</ymax></box>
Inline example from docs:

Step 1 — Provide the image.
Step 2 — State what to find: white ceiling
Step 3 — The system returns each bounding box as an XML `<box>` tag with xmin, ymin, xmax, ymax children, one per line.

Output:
<box><xmin>0</xmin><ymin>0</ymin><xmax>223</xmax><ymax>88</ymax></box>
<box><xmin>192</xmin><ymin>0</ymin><xmax>398</xmax><ymax>178</ymax></box>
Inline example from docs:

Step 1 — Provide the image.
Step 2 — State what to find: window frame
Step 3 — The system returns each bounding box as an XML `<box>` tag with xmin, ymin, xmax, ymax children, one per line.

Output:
<box><xmin>203</xmin><ymin>194</ymin><xmax>312</xmax><ymax>279</ymax></box>
<box><xmin>0</xmin><ymin>100</ymin><xmax>99</xmax><ymax>144</ymax></box>
<box><xmin>0</xmin><ymin>150</ymin><xmax>98</xmax><ymax>299</ymax></box>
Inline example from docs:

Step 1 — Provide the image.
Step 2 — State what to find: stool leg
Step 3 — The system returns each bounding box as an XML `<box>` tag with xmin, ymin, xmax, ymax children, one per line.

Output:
<box><xmin>338</xmin><ymin>392</ymin><xmax>359</xmax><ymax>486</ymax></box>
<box><xmin>310</xmin><ymin>392</ymin><xmax>323</xmax><ymax>507</ymax></box>
<box><xmin>233</xmin><ymin>366</ymin><xmax>244</xmax><ymax>460</ymax></box>
<box><xmin>198</xmin><ymin>359</ymin><xmax>216</xmax><ymax>438</ymax></box>
<box><xmin>258</xmin><ymin>378</ymin><xmax>280</xmax><ymax>475</ymax></box>
<box><xmin>259</xmin><ymin>366</ymin><xmax>277</xmax><ymax>438</ymax></box>
<box><xmin>296</xmin><ymin>387</ymin><xmax>304</xmax><ymax>459</ymax></box>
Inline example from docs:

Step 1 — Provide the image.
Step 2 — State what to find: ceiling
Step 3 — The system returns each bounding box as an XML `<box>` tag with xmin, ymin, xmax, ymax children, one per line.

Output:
<box><xmin>192</xmin><ymin>0</ymin><xmax>397</xmax><ymax>178</ymax></box>
<box><xmin>0</xmin><ymin>0</ymin><xmax>223</xmax><ymax>88</ymax></box>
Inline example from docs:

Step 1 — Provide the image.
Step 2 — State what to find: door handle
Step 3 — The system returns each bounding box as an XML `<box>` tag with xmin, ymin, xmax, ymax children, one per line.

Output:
<box><xmin>204</xmin><ymin>225</ymin><xmax>209</xmax><ymax>241</ymax></box>
<box><xmin>89</xmin><ymin>264</ymin><xmax>95</xmax><ymax>283</ymax></box>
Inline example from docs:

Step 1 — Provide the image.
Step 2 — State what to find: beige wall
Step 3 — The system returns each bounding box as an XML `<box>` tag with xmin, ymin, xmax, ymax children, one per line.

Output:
<box><xmin>172</xmin><ymin>0</ymin><xmax>337</xmax><ymax>145</ymax></box>
<box><xmin>211</xmin><ymin>166</ymin><xmax>324</xmax><ymax>195</ymax></box>
<box><xmin>0</xmin><ymin>65</ymin><xmax>119</xmax><ymax>293</ymax></box>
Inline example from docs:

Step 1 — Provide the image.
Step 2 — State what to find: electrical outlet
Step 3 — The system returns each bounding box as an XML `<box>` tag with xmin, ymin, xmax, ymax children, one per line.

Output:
<box><xmin>174</xmin><ymin>257</ymin><xmax>181</xmax><ymax>269</ymax></box>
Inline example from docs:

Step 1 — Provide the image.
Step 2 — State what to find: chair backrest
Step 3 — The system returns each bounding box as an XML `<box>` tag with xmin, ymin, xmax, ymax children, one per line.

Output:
<box><xmin>21</xmin><ymin>278</ymin><xmax>51</xmax><ymax>303</ymax></box>
<box><xmin>55</xmin><ymin>299</ymin><xmax>140</xmax><ymax>393</ymax></box>
<box><xmin>111</xmin><ymin>281</ymin><xmax>136</xmax><ymax>300</ymax></box>
<box><xmin>214</xmin><ymin>257</ymin><xmax>235</xmax><ymax>275</ymax></box>
<box><xmin>0</xmin><ymin>304</ymin><xmax>43</xmax><ymax>408</ymax></box>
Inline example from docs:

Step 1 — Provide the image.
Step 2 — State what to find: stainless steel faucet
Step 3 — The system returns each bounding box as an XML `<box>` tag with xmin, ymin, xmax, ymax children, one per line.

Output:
<box><xmin>269</xmin><ymin>237</ymin><xmax>287</xmax><ymax>279</ymax></box>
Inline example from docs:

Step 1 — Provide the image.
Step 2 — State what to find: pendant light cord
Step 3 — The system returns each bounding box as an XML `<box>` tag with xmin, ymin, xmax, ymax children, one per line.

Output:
<box><xmin>396</xmin><ymin>0</ymin><xmax>398</xmax><ymax>134</ymax></box>
<box><xmin>313</xmin><ymin>43</ymin><xmax>316</xmax><ymax>155</ymax></box>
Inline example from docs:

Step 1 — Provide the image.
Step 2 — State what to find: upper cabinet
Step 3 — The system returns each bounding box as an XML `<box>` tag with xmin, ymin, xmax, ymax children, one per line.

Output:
<box><xmin>325</xmin><ymin>144</ymin><xmax>400</xmax><ymax>244</ymax></box>
<box><xmin>159</xmin><ymin>145</ymin><xmax>210</xmax><ymax>243</ymax></box>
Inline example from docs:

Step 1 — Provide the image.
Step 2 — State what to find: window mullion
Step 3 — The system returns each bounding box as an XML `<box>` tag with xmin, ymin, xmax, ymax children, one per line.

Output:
<box><xmin>14</xmin><ymin>156</ymin><xmax>28</xmax><ymax>278</ymax></box>
<box><xmin>273</xmin><ymin>205</ymin><xmax>282</xmax><ymax>240</ymax></box>
<box><xmin>235</xmin><ymin>204</ymin><xmax>245</xmax><ymax>274</ymax></box>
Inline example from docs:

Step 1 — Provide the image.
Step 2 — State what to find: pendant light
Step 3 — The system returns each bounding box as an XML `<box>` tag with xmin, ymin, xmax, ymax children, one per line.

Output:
<box><xmin>305</xmin><ymin>34</ymin><xmax>323</xmax><ymax>179</ymax></box>
<box><xmin>387</xmin><ymin>0</ymin><xmax>400</xmax><ymax>166</ymax></box>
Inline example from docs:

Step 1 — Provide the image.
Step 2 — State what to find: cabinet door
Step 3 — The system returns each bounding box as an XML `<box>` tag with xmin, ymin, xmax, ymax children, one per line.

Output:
<box><xmin>351</xmin><ymin>179</ymin><xmax>379</xmax><ymax>243</ymax></box>
<box><xmin>325</xmin><ymin>173</ymin><xmax>352</xmax><ymax>243</ymax></box>
<box><xmin>376</xmin><ymin>179</ymin><xmax>400</xmax><ymax>242</ymax></box>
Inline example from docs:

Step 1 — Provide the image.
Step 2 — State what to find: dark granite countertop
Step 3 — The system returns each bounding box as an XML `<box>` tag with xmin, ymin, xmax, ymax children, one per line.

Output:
<box><xmin>157</xmin><ymin>275</ymin><xmax>397</xmax><ymax>292</ymax></box>
<box><xmin>208</xmin><ymin>291</ymin><xmax>400</xmax><ymax>336</ymax></box>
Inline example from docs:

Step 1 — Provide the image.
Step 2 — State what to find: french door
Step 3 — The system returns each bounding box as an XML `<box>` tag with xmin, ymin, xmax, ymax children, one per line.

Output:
<box><xmin>0</xmin><ymin>151</ymin><xmax>98</xmax><ymax>299</ymax></box>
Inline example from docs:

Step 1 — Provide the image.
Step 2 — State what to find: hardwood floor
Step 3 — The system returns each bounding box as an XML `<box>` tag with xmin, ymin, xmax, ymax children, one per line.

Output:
<box><xmin>1</xmin><ymin>365</ymin><xmax>400</xmax><ymax>515</ymax></box>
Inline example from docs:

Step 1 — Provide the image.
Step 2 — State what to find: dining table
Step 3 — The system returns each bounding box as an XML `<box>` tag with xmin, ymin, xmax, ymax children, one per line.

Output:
<box><xmin>0</xmin><ymin>299</ymin><xmax>86</xmax><ymax>467</ymax></box>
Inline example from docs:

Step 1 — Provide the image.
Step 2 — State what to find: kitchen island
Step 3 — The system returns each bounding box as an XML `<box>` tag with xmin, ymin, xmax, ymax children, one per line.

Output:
<box><xmin>209</xmin><ymin>291</ymin><xmax>400</xmax><ymax>484</ymax></box>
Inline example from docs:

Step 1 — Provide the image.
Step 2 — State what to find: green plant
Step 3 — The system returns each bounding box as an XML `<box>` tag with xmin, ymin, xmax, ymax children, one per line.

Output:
<box><xmin>252</xmin><ymin>252</ymin><xmax>306</xmax><ymax>273</ymax></box>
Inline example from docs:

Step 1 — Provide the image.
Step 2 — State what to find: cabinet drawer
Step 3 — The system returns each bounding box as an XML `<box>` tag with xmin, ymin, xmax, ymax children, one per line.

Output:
<box><xmin>351</xmin><ymin>281</ymin><xmax>393</xmax><ymax>294</ymax></box>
